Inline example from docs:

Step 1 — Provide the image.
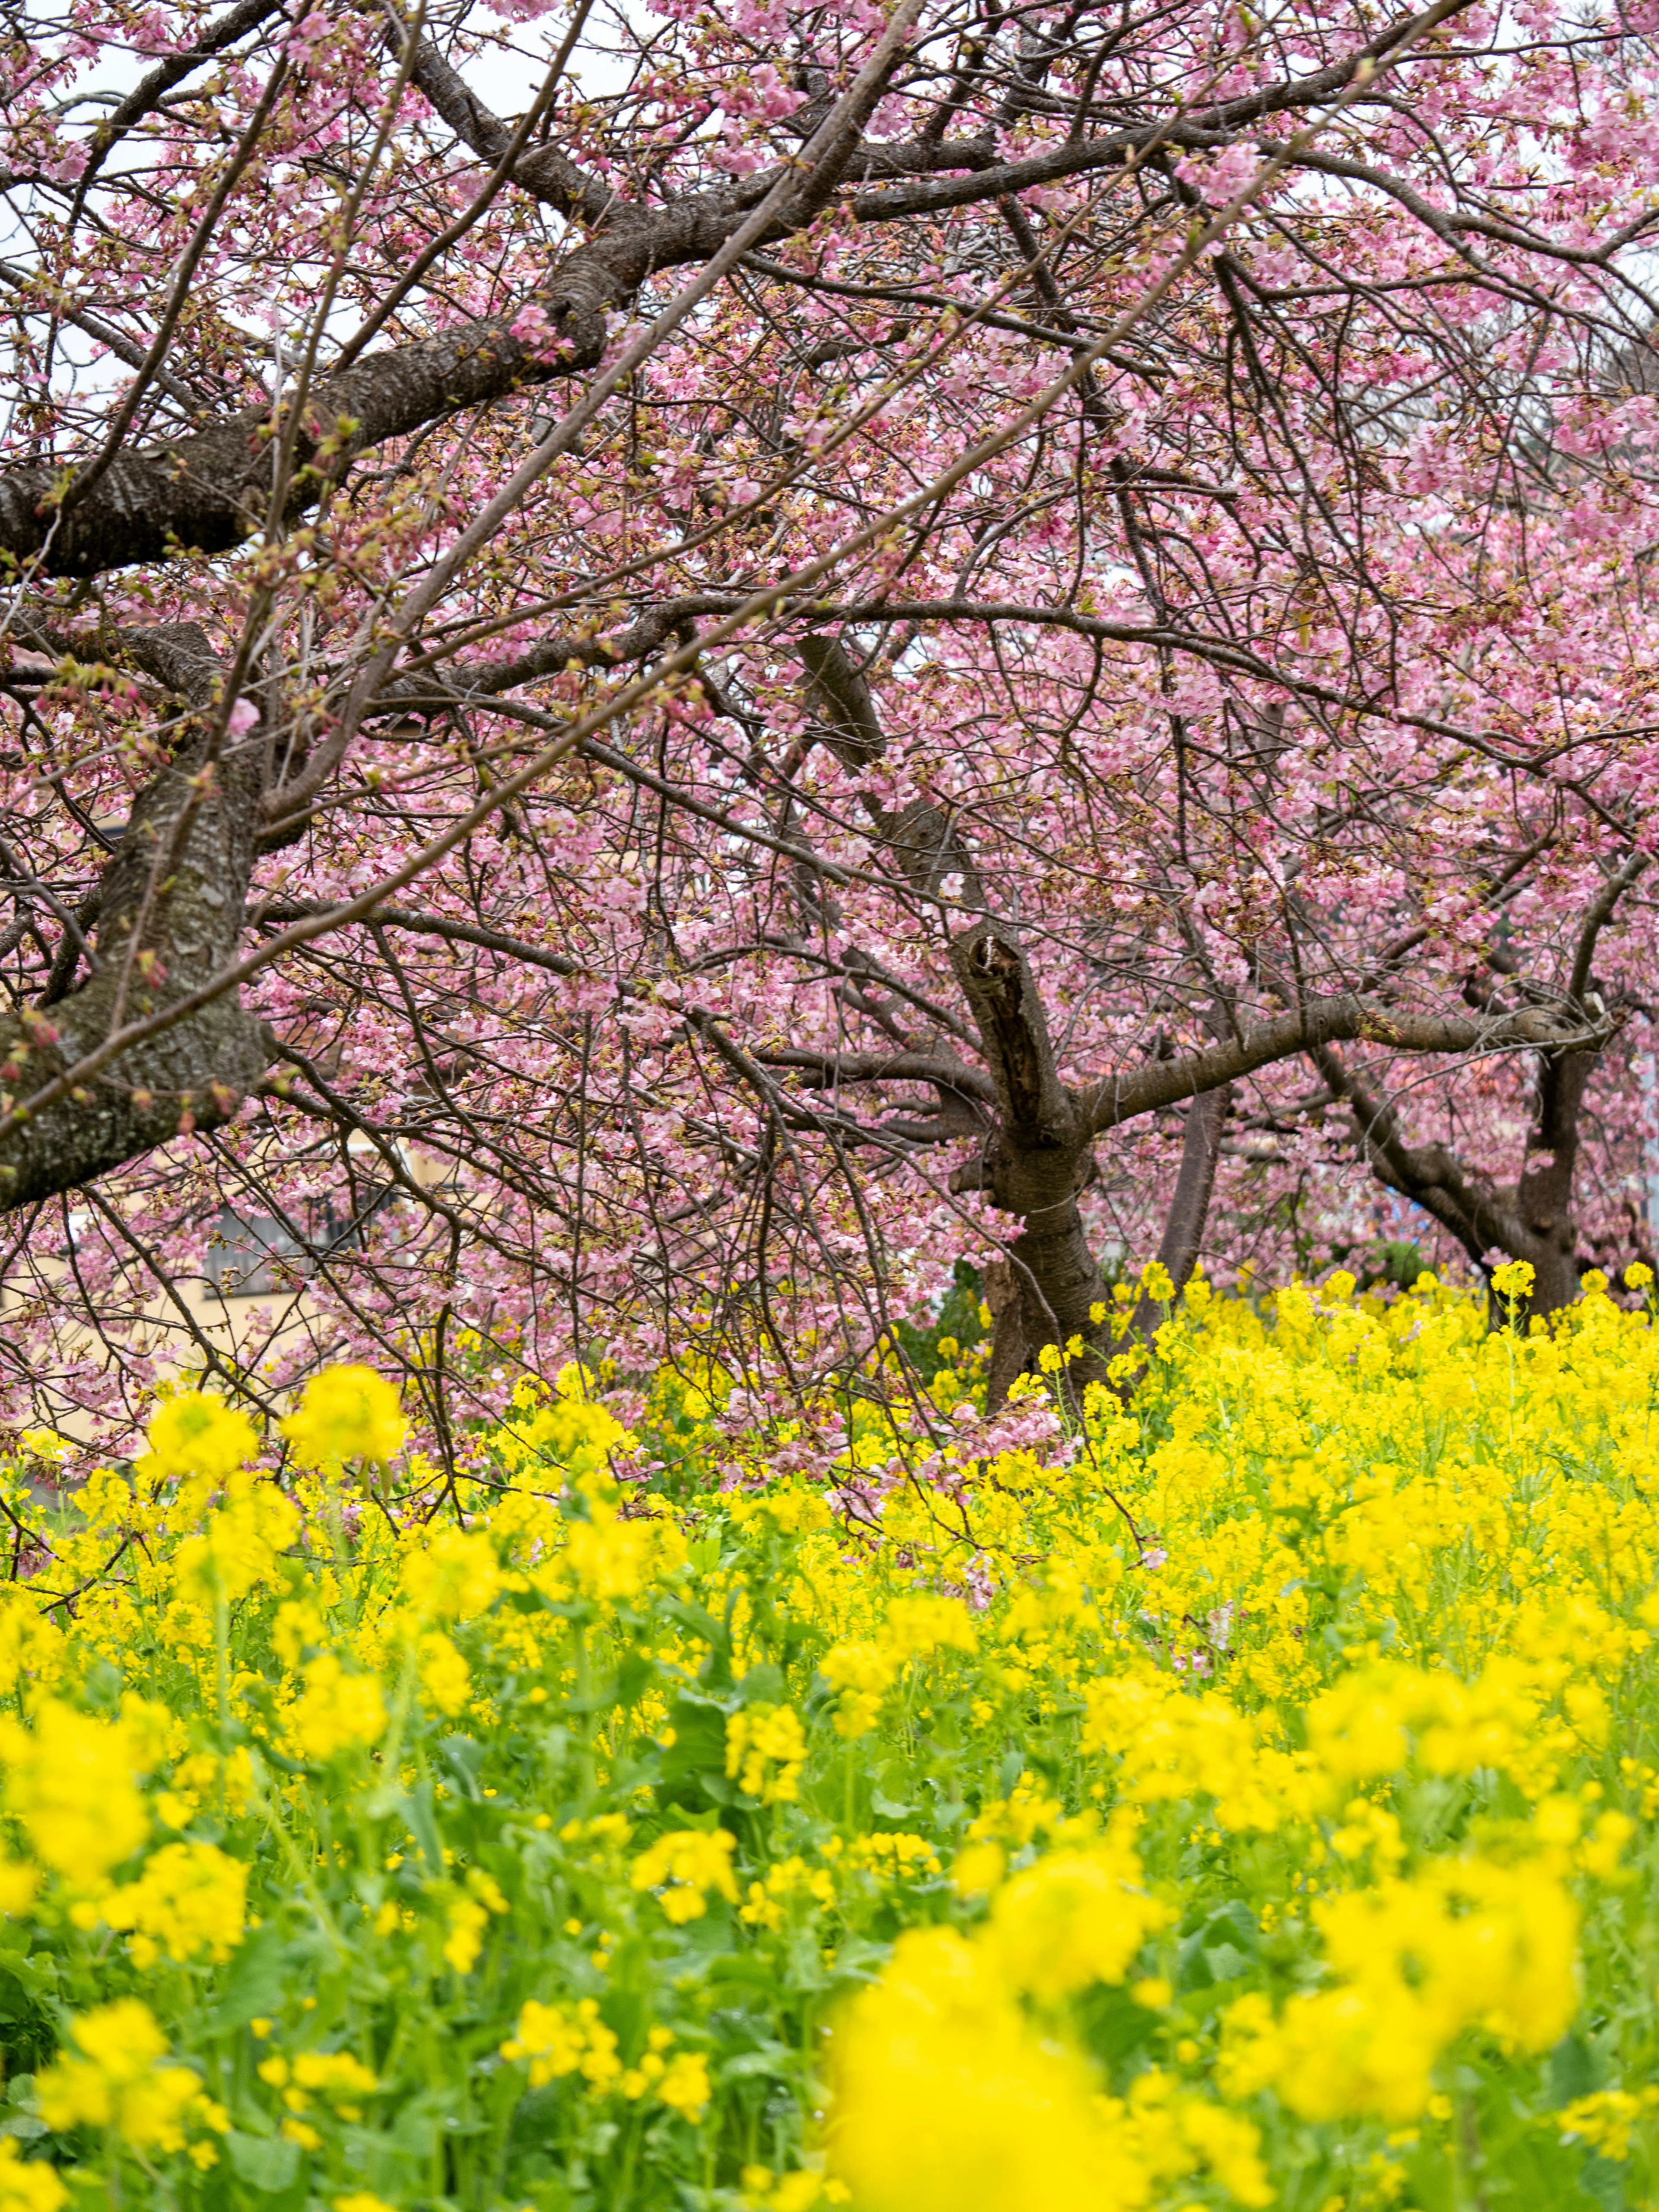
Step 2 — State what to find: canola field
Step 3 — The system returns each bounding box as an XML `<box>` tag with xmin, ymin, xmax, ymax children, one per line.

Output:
<box><xmin>0</xmin><ymin>1265</ymin><xmax>1657</xmax><ymax>2212</ymax></box>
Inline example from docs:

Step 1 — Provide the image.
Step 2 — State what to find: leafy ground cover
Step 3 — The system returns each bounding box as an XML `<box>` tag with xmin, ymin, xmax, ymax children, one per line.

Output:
<box><xmin>0</xmin><ymin>1267</ymin><xmax>1657</xmax><ymax>2212</ymax></box>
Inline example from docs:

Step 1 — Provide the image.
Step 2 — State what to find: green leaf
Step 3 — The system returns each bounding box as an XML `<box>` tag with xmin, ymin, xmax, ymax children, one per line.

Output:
<box><xmin>441</xmin><ymin>1735</ymin><xmax>486</xmax><ymax>1799</ymax></box>
<box><xmin>407</xmin><ymin>1778</ymin><xmax>445</xmax><ymax>1872</ymax></box>
<box><xmin>734</xmin><ymin>1662</ymin><xmax>785</xmax><ymax>1707</ymax></box>
<box><xmin>210</xmin><ymin>1926</ymin><xmax>288</xmax><ymax>2031</ymax></box>
<box><xmin>1549</xmin><ymin>2031</ymin><xmax>1599</xmax><ymax>2105</ymax></box>
<box><xmin>656</xmin><ymin>1695</ymin><xmax>731</xmax><ymax>1809</ymax></box>
<box><xmin>226</xmin><ymin>2129</ymin><xmax>302</xmax><ymax>2192</ymax></box>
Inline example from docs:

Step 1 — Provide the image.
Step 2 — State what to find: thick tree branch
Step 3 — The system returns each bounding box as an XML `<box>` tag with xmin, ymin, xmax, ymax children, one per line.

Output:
<box><xmin>1086</xmin><ymin>997</ymin><xmax>1615</xmax><ymax>1135</ymax></box>
<box><xmin>1155</xmin><ymin>1085</ymin><xmax>1231</xmax><ymax>1294</ymax></box>
<box><xmin>1311</xmin><ymin>1039</ymin><xmax>1519</xmax><ymax>1273</ymax></box>
<box><xmin>394</xmin><ymin>25</ymin><xmax>618</xmax><ymax>229</ymax></box>
<box><xmin>1323</xmin><ymin>858</ymin><xmax>1649</xmax><ymax>1313</ymax></box>
<box><xmin>256</xmin><ymin>898</ymin><xmax>583</xmax><ymax>978</ymax></box>
<box><xmin>753</xmin><ymin>1044</ymin><xmax>996</xmax><ymax>1103</ymax></box>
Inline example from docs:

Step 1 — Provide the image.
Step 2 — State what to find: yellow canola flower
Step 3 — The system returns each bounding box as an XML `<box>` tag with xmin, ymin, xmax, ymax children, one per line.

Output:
<box><xmin>0</xmin><ymin>2141</ymin><xmax>66</xmax><ymax>2212</ymax></box>
<box><xmin>725</xmin><ymin>1703</ymin><xmax>807</xmax><ymax>1804</ymax></box>
<box><xmin>1082</xmin><ymin>1670</ymin><xmax>1318</xmax><ymax>1832</ymax></box>
<box><xmin>741</xmin><ymin>2171</ymin><xmax>850</xmax><ymax>2212</ymax></box>
<box><xmin>417</xmin><ymin>1629</ymin><xmax>471</xmax><ymax>1716</ymax></box>
<box><xmin>740</xmin><ymin>1854</ymin><xmax>836</xmax><ymax>1928</ymax></box>
<box><xmin>0</xmin><ymin>1858</ymin><xmax>38</xmax><ymax>1916</ymax></box>
<box><xmin>102</xmin><ymin>1840</ymin><xmax>248</xmax><ymax>1966</ymax></box>
<box><xmin>500</xmin><ymin>1999</ymin><xmax>708</xmax><ymax>2118</ymax></box>
<box><xmin>821</xmin><ymin>1592</ymin><xmax>978</xmax><ymax>1738</ymax></box>
<box><xmin>283</xmin><ymin>1365</ymin><xmax>407</xmax><ymax>1471</ymax></box>
<box><xmin>500</xmin><ymin>1382</ymin><xmax>632</xmax><ymax>1480</ymax></box>
<box><xmin>139</xmin><ymin>1391</ymin><xmax>259</xmax><ymax>1484</ymax></box>
<box><xmin>400</xmin><ymin>1529</ymin><xmax>501</xmax><ymax>1623</ymax></box>
<box><xmin>1322</xmin><ymin>1858</ymin><xmax>1580</xmax><ymax>2053</ymax></box>
<box><xmin>501</xmin><ymin>1996</ymin><xmax>621</xmax><ymax>2091</ymax></box>
<box><xmin>257</xmin><ymin>2047</ymin><xmax>378</xmax><ymax>2104</ymax></box>
<box><xmin>984</xmin><ymin>1834</ymin><xmax>1171</xmax><ymax>2002</ymax></box>
<box><xmin>286</xmin><ymin>1652</ymin><xmax>387</xmax><ymax>1761</ymax></box>
<box><xmin>1139</xmin><ymin>1259</ymin><xmax>1176</xmax><ymax>1302</ymax></box>
<box><xmin>847</xmin><ymin>1832</ymin><xmax>941</xmax><ymax>1878</ymax></box>
<box><xmin>0</xmin><ymin>1588</ymin><xmax>62</xmax><ymax>1704</ymax></box>
<box><xmin>832</xmin><ymin>1926</ymin><xmax>1141</xmax><ymax>2212</ymax></box>
<box><xmin>442</xmin><ymin>1870</ymin><xmax>509</xmax><ymax>1973</ymax></box>
<box><xmin>883</xmin><ymin>1593</ymin><xmax>979</xmax><ymax>1660</ymax></box>
<box><xmin>171</xmin><ymin>1469</ymin><xmax>300</xmax><ymax>1606</ymax></box>
<box><xmin>293</xmin><ymin>2050</ymin><xmax>378</xmax><ymax>2098</ymax></box>
<box><xmin>655</xmin><ymin>2050</ymin><xmax>712</xmax><ymax>2120</ymax></box>
<box><xmin>1219</xmin><ymin>1855</ymin><xmax>1579</xmax><ymax>2121</ymax></box>
<box><xmin>630</xmin><ymin>1829</ymin><xmax>738</xmax><ymax>1922</ymax></box>
<box><xmin>817</xmin><ymin>1639</ymin><xmax>895</xmax><ymax>1741</ymax></box>
<box><xmin>542</xmin><ymin>1485</ymin><xmax>683</xmax><ymax>1605</ymax></box>
<box><xmin>0</xmin><ymin>1700</ymin><xmax>148</xmax><ymax>1882</ymax></box>
<box><xmin>1305</xmin><ymin>1659</ymin><xmax>1547</xmax><ymax>1787</ymax></box>
<box><xmin>37</xmin><ymin>2000</ymin><xmax>217</xmax><ymax>2152</ymax></box>
<box><xmin>1557</xmin><ymin>2087</ymin><xmax>1659</xmax><ymax>2160</ymax></box>
<box><xmin>832</xmin><ymin>1925</ymin><xmax>1267</xmax><ymax>2212</ymax></box>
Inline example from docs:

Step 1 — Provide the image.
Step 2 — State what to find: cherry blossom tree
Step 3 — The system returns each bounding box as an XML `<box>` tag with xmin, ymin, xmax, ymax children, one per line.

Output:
<box><xmin>0</xmin><ymin>0</ymin><xmax>1655</xmax><ymax>1454</ymax></box>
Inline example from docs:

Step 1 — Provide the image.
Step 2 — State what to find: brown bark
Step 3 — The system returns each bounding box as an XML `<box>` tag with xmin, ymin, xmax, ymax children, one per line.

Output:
<box><xmin>799</xmin><ymin>636</ymin><xmax>985</xmax><ymax>905</ymax></box>
<box><xmin>944</xmin><ymin>924</ymin><xmax>1104</xmax><ymax>1400</ymax></box>
<box><xmin>1086</xmin><ymin>995</ymin><xmax>1605</xmax><ymax>1132</ymax></box>
<box><xmin>0</xmin><ymin>625</ymin><xmax>266</xmax><ymax>1208</ymax></box>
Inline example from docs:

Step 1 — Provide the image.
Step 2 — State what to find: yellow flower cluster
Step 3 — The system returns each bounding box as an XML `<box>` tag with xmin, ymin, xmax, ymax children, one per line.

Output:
<box><xmin>834</xmin><ymin>1917</ymin><xmax>1268</xmax><ymax>2212</ymax></box>
<box><xmin>629</xmin><ymin>1828</ymin><xmax>739</xmax><ymax>1922</ymax></box>
<box><xmin>1557</xmin><ymin>2086</ymin><xmax>1659</xmax><ymax>2160</ymax></box>
<box><xmin>500</xmin><ymin>2002</ymin><xmax>711</xmax><ymax>2118</ymax></box>
<box><xmin>725</xmin><ymin>1703</ymin><xmax>807</xmax><ymax>1802</ymax></box>
<box><xmin>281</xmin><ymin>1366</ymin><xmax>407</xmax><ymax>1472</ymax></box>
<box><xmin>740</xmin><ymin>1854</ymin><xmax>837</xmax><ymax>1927</ymax></box>
<box><xmin>0</xmin><ymin>2142</ymin><xmax>66</xmax><ymax>2212</ymax></box>
<box><xmin>37</xmin><ymin>2001</ymin><xmax>226</xmax><ymax>2159</ymax></box>
<box><xmin>99</xmin><ymin>1840</ymin><xmax>247</xmax><ymax>1967</ymax></box>
<box><xmin>844</xmin><ymin>1831</ymin><xmax>941</xmax><ymax>1878</ymax></box>
<box><xmin>0</xmin><ymin>1701</ymin><xmax>149</xmax><ymax>1881</ymax></box>
<box><xmin>285</xmin><ymin>1650</ymin><xmax>387</xmax><ymax>1761</ymax></box>
<box><xmin>819</xmin><ymin>1592</ymin><xmax>978</xmax><ymax>1737</ymax></box>
<box><xmin>1218</xmin><ymin>1853</ymin><xmax>1580</xmax><ymax>2120</ymax></box>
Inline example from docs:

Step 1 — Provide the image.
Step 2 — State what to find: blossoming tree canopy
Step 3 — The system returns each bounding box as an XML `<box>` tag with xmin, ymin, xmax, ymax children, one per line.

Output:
<box><xmin>0</xmin><ymin>0</ymin><xmax>1656</xmax><ymax>1443</ymax></box>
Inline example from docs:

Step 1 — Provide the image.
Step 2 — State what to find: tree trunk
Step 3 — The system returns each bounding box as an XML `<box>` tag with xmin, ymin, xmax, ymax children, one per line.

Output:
<box><xmin>948</xmin><ymin>920</ymin><xmax>1106</xmax><ymax>1405</ymax></box>
<box><xmin>801</xmin><ymin>640</ymin><xmax>1113</xmax><ymax>1392</ymax></box>
<box><xmin>0</xmin><ymin>629</ymin><xmax>267</xmax><ymax>1208</ymax></box>
<box><xmin>1512</xmin><ymin>1049</ymin><xmax>1592</xmax><ymax>1316</ymax></box>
